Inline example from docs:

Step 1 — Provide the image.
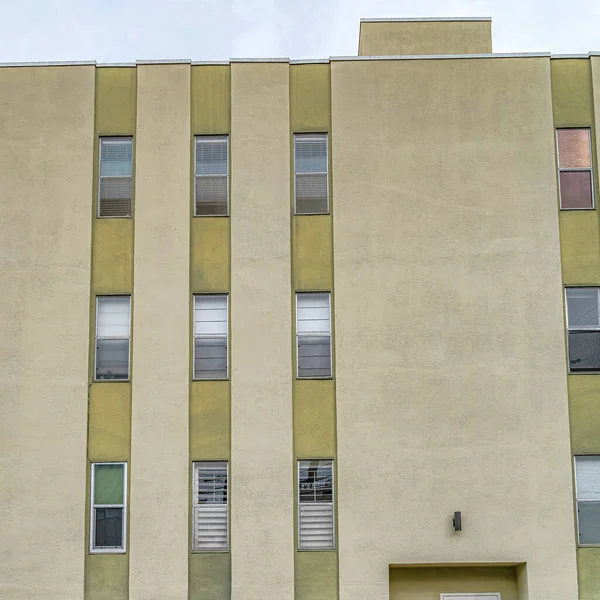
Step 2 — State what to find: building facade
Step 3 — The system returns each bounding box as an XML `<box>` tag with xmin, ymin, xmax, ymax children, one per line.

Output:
<box><xmin>1</xmin><ymin>16</ymin><xmax>599</xmax><ymax>600</ymax></box>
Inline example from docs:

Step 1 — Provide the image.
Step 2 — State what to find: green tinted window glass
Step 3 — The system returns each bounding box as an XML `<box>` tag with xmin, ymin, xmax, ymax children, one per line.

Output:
<box><xmin>94</xmin><ymin>464</ymin><xmax>124</xmax><ymax>504</ymax></box>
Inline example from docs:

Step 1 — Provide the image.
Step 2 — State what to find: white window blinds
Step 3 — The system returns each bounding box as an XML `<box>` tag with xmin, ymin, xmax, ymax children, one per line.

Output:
<box><xmin>565</xmin><ymin>288</ymin><xmax>600</xmax><ymax>372</ymax></box>
<box><xmin>99</xmin><ymin>138</ymin><xmax>133</xmax><ymax>217</ymax></box>
<box><xmin>296</xmin><ymin>292</ymin><xmax>332</xmax><ymax>378</ymax></box>
<box><xmin>193</xmin><ymin>462</ymin><xmax>228</xmax><ymax>551</ymax></box>
<box><xmin>195</xmin><ymin>136</ymin><xmax>228</xmax><ymax>216</ymax></box>
<box><xmin>298</xmin><ymin>459</ymin><xmax>334</xmax><ymax>550</ymax></box>
<box><xmin>96</xmin><ymin>296</ymin><xmax>130</xmax><ymax>380</ymax></box>
<box><xmin>294</xmin><ymin>134</ymin><xmax>328</xmax><ymax>215</ymax></box>
<box><xmin>194</xmin><ymin>295</ymin><xmax>228</xmax><ymax>379</ymax></box>
<box><xmin>576</xmin><ymin>455</ymin><xmax>600</xmax><ymax>545</ymax></box>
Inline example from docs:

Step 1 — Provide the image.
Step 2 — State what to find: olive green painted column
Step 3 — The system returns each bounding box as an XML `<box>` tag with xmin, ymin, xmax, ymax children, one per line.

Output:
<box><xmin>189</xmin><ymin>64</ymin><xmax>232</xmax><ymax>600</ymax></box>
<box><xmin>129</xmin><ymin>62</ymin><xmax>191</xmax><ymax>600</ymax></box>
<box><xmin>85</xmin><ymin>66</ymin><xmax>136</xmax><ymax>600</ymax></box>
<box><xmin>553</xmin><ymin>56</ymin><xmax>600</xmax><ymax>600</ymax></box>
<box><xmin>290</xmin><ymin>62</ymin><xmax>339</xmax><ymax>600</ymax></box>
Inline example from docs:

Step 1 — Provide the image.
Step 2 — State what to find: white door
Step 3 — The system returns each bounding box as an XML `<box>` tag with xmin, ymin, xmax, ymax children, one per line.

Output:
<box><xmin>441</xmin><ymin>594</ymin><xmax>500</xmax><ymax>600</ymax></box>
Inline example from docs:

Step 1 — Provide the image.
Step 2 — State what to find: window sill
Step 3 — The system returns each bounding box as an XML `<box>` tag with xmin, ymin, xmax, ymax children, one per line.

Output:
<box><xmin>89</xmin><ymin>548</ymin><xmax>126</xmax><ymax>555</ymax></box>
<box><xmin>93</xmin><ymin>378</ymin><xmax>130</xmax><ymax>383</ymax></box>
<box><xmin>191</xmin><ymin>549</ymin><xmax>229</xmax><ymax>554</ymax></box>
<box><xmin>560</xmin><ymin>207</ymin><xmax>596</xmax><ymax>211</ymax></box>
<box><xmin>578</xmin><ymin>544</ymin><xmax>600</xmax><ymax>548</ymax></box>
<box><xmin>192</xmin><ymin>378</ymin><xmax>229</xmax><ymax>382</ymax></box>
<box><xmin>296</xmin><ymin>376</ymin><xmax>334</xmax><ymax>381</ymax></box>
<box><xmin>193</xmin><ymin>214</ymin><xmax>230</xmax><ymax>218</ymax></box>
<box><xmin>568</xmin><ymin>371</ymin><xmax>600</xmax><ymax>375</ymax></box>
<box><xmin>96</xmin><ymin>215</ymin><xmax>133</xmax><ymax>219</ymax></box>
<box><xmin>294</xmin><ymin>212</ymin><xmax>331</xmax><ymax>217</ymax></box>
<box><xmin>297</xmin><ymin>547</ymin><xmax>336</xmax><ymax>552</ymax></box>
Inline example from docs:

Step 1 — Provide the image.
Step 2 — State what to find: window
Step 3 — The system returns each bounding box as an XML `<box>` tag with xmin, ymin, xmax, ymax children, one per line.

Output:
<box><xmin>91</xmin><ymin>462</ymin><xmax>126</xmax><ymax>552</ymax></box>
<box><xmin>194</xmin><ymin>295</ymin><xmax>228</xmax><ymax>379</ymax></box>
<box><xmin>298</xmin><ymin>460</ymin><xmax>334</xmax><ymax>550</ymax></box>
<box><xmin>95</xmin><ymin>296</ymin><xmax>131</xmax><ymax>381</ymax></box>
<box><xmin>557</xmin><ymin>128</ymin><xmax>594</xmax><ymax>209</ymax></box>
<box><xmin>294</xmin><ymin>134</ymin><xmax>328</xmax><ymax>215</ymax></box>
<box><xmin>565</xmin><ymin>288</ymin><xmax>600</xmax><ymax>372</ymax></box>
<box><xmin>296</xmin><ymin>292</ymin><xmax>331</xmax><ymax>378</ymax></box>
<box><xmin>98</xmin><ymin>137</ymin><xmax>133</xmax><ymax>217</ymax></box>
<box><xmin>192</xmin><ymin>462</ymin><xmax>228</xmax><ymax>551</ymax></box>
<box><xmin>575</xmin><ymin>456</ymin><xmax>600</xmax><ymax>545</ymax></box>
<box><xmin>194</xmin><ymin>136</ymin><xmax>228</xmax><ymax>216</ymax></box>
<box><xmin>440</xmin><ymin>595</ymin><xmax>500</xmax><ymax>600</ymax></box>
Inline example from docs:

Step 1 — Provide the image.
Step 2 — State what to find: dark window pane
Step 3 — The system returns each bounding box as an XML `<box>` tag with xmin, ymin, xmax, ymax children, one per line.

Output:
<box><xmin>578</xmin><ymin>501</ymin><xmax>600</xmax><ymax>544</ymax></box>
<box><xmin>196</xmin><ymin>139</ymin><xmax>227</xmax><ymax>175</ymax></box>
<box><xmin>566</xmin><ymin>288</ymin><xmax>599</xmax><ymax>328</ymax></box>
<box><xmin>298</xmin><ymin>335</ymin><xmax>331</xmax><ymax>378</ymax></box>
<box><xmin>569</xmin><ymin>331</ymin><xmax>600</xmax><ymax>372</ymax></box>
<box><xmin>558</xmin><ymin>129</ymin><xmax>591</xmax><ymax>168</ymax></box>
<box><xmin>94</xmin><ymin>507</ymin><xmax>123</xmax><ymax>548</ymax></box>
<box><xmin>99</xmin><ymin>178</ymin><xmax>132</xmax><ymax>217</ymax></box>
<box><xmin>194</xmin><ymin>337</ymin><xmax>227</xmax><ymax>379</ymax></box>
<box><xmin>299</xmin><ymin>460</ymin><xmax>333</xmax><ymax>503</ymax></box>
<box><xmin>96</xmin><ymin>338</ymin><xmax>129</xmax><ymax>380</ymax></box>
<box><xmin>195</xmin><ymin>176</ymin><xmax>228</xmax><ymax>216</ymax></box>
<box><xmin>295</xmin><ymin>173</ymin><xmax>328</xmax><ymax>214</ymax></box>
<box><xmin>560</xmin><ymin>171</ymin><xmax>593</xmax><ymax>209</ymax></box>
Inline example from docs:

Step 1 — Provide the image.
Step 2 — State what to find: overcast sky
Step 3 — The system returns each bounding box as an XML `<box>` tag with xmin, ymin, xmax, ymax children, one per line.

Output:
<box><xmin>1</xmin><ymin>0</ymin><xmax>599</xmax><ymax>63</ymax></box>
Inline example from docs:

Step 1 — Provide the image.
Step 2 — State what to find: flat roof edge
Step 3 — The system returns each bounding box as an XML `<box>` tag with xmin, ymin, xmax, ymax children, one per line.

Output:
<box><xmin>0</xmin><ymin>60</ymin><xmax>96</xmax><ymax>67</ymax></box>
<box><xmin>360</xmin><ymin>17</ymin><xmax>492</xmax><ymax>23</ymax></box>
<box><xmin>331</xmin><ymin>52</ymin><xmax>550</xmax><ymax>61</ymax></box>
<box><xmin>231</xmin><ymin>57</ymin><xmax>289</xmax><ymax>63</ymax></box>
<box><xmin>136</xmin><ymin>59</ymin><xmax>192</xmax><ymax>65</ymax></box>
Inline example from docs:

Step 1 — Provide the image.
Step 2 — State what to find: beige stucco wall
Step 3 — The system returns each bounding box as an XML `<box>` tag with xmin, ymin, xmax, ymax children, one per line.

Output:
<box><xmin>129</xmin><ymin>63</ymin><xmax>190</xmax><ymax>600</ymax></box>
<box><xmin>0</xmin><ymin>65</ymin><xmax>94</xmax><ymax>599</ymax></box>
<box><xmin>359</xmin><ymin>20</ymin><xmax>492</xmax><ymax>56</ymax></box>
<box><xmin>331</xmin><ymin>57</ymin><xmax>577</xmax><ymax>600</ymax></box>
<box><xmin>230</xmin><ymin>62</ymin><xmax>294</xmax><ymax>600</ymax></box>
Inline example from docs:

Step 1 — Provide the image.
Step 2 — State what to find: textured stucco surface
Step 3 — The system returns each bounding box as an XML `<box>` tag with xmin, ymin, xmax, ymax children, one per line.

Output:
<box><xmin>577</xmin><ymin>548</ymin><xmax>600</xmax><ymax>599</ymax></box>
<box><xmin>191</xmin><ymin>65</ymin><xmax>231</xmax><ymax>134</ymax></box>
<box><xmin>359</xmin><ymin>20</ymin><xmax>492</xmax><ymax>56</ymax></box>
<box><xmin>390</xmin><ymin>566</ymin><xmax>518</xmax><ymax>600</ymax></box>
<box><xmin>129</xmin><ymin>64</ymin><xmax>190</xmax><ymax>600</ymax></box>
<box><xmin>190</xmin><ymin>381</ymin><xmax>230</xmax><ymax>460</ymax></box>
<box><xmin>296</xmin><ymin>552</ymin><xmax>338</xmax><ymax>600</ymax></box>
<box><xmin>0</xmin><ymin>65</ymin><xmax>94</xmax><ymax>599</ymax></box>
<box><xmin>189</xmin><ymin>553</ymin><xmax>231</xmax><ymax>600</ymax></box>
<box><xmin>92</xmin><ymin>219</ymin><xmax>134</xmax><ymax>293</ymax></box>
<box><xmin>230</xmin><ymin>62</ymin><xmax>294</xmax><ymax>600</ymax></box>
<box><xmin>85</xmin><ymin>554</ymin><xmax>129</xmax><ymax>600</ymax></box>
<box><xmin>290</xmin><ymin>63</ymin><xmax>331</xmax><ymax>132</ymax></box>
<box><xmin>292</xmin><ymin>216</ymin><xmax>334</xmax><ymax>291</ymax></box>
<box><xmin>191</xmin><ymin>217</ymin><xmax>230</xmax><ymax>292</ymax></box>
<box><xmin>332</xmin><ymin>57</ymin><xmax>577</xmax><ymax>600</ymax></box>
<box><xmin>568</xmin><ymin>376</ymin><xmax>600</xmax><ymax>454</ymax></box>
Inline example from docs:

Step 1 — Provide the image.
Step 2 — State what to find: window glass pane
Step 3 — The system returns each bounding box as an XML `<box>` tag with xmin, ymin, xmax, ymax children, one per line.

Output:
<box><xmin>195</xmin><ymin>295</ymin><xmax>228</xmax><ymax>335</ymax></box>
<box><xmin>298</xmin><ymin>336</ymin><xmax>332</xmax><ymax>378</ymax></box>
<box><xmin>100</xmin><ymin>139</ymin><xmax>133</xmax><ymax>177</ymax></box>
<box><xmin>576</xmin><ymin>456</ymin><xmax>600</xmax><ymax>500</ymax></box>
<box><xmin>196</xmin><ymin>138</ymin><xmax>228</xmax><ymax>175</ymax></box>
<box><xmin>97</xmin><ymin>297</ymin><xmax>130</xmax><ymax>337</ymax></box>
<box><xmin>299</xmin><ymin>460</ymin><xmax>333</xmax><ymax>503</ymax></box>
<box><xmin>568</xmin><ymin>331</ymin><xmax>600</xmax><ymax>372</ymax></box>
<box><xmin>560</xmin><ymin>171</ymin><xmax>593</xmax><ymax>209</ymax></box>
<box><xmin>96</xmin><ymin>339</ymin><xmax>130</xmax><ymax>380</ymax></box>
<box><xmin>195</xmin><ymin>462</ymin><xmax>228</xmax><ymax>504</ymax></box>
<box><xmin>94</xmin><ymin>464</ymin><xmax>124</xmax><ymax>504</ymax></box>
<box><xmin>295</xmin><ymin>173</ymin><xmax>328</xmax><ymax>214</ymax></box>
<box><xmin>194</xmin><ymin>337</ymin><xmax>227</xmax><ymax>379</ymax></box>
<box><xmin>99</xmin><ymin>178</ymin><xmax>132</xmax><ymax>217</ymax></box>
<box><xmin>578</xmin><ymin>501</ymin><xmax>600</xmax><ymax>544</ymax></box>
<box><xmin>566</xmin><ymin>288</ymin><xmax>599</xmax><ymax>328</ymax></box>
<box><xmin>297</xmin><ymin>293</ymin><xmax>330</xmax><ymax>334</ymax></box>
<box><xmin>94</xmin><ymin>507</ymin><xmax>124</xmax><ymax>547</ymax></box>
<box><xmin>195</xmin><ymin>176</ymin><xmax>228</xmax><ymax>216</ymax></box>
<box><xmin>558</xmin><ymin>129</ymin><xmax>591</xmax><ymax>168</ymax></box>
<box><xmin>295</xmin><ymin>135</ymin><xmax>327</xmax><ymax>173</ymax></box>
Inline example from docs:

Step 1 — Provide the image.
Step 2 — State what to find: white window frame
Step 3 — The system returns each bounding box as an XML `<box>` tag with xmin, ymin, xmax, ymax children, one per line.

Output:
<box><xmin>192</xmin><ymin>461</ymin><xmax>229</xmax><ymax>552</ymax></box>
<box><xmin>194</xmin><ymin>135</ymin><xmax>229</xmax><ymax>217</ymax></box>
<box><xmin>90</xmin><ymin>461</ymin><xmax>127</xmax><ymax>554</ymax></box>
<box><xmin>98</xmin><ymin>136</ymin><xmax>134</xmax><ymax>219</ymax></box>
<box><xmin>556</xmin><ymin>128</ymin><xmax>595</xmax><ymax>210</ymax></box>
<box><xmin>574</xmin><ymin>455</ymin><xmax>600</xmax><ymax>547</ymax></box>
<box><xmin>193</xmin><ymin>294</ymin><xmax>229</xmax><ymax>380</ymax></box>
<box><xmin>94</xmin><ymin>295</ymin><xmax>131</xmax><ymax>382</ymax></box>
<box><xmin>296</xmin><ymin>292</ymin><xmax>332</xmax><ymax>379</ymax></box>
<box><xmin>293</xmin><ymin>133</ymin><xmax>329</xmax><ymax>215</ymax></box>
<box><xmin>441</xmin><ymin>595</ymin><xmax>500</xmax><ymax>600</ymax></box>
<box><xmin>564</xmin><ymin>287</ymin><xmax>600</xmax><ymax>373</ymax></box>
<box><xmin>297</xmin><ymin>458</ymin><xmax>335</xmax><ymax>551</ymax></box>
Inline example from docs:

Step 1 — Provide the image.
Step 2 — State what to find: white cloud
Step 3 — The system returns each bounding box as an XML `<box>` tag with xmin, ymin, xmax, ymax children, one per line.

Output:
<box><xmin>0</xmin><ymin>0</ymin><xmax>598</xmax><ymax>62</ymax></box>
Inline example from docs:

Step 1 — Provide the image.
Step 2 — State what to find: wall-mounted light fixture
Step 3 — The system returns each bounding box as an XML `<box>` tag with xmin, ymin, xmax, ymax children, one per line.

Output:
<box><xmin>453</xmin><ymin>511</ymin><xmax>462</xmax><ymax>531</ymax></box>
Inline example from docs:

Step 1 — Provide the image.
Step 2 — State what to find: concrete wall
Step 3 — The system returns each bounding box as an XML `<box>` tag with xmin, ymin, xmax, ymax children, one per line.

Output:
<box><xmin>358</xmin><ymin>20</ymin><xmax>492</xmax><ymax>56</ymax></box>
<box><xmin>230</xmin><ymin>61</ymin><xmax>294</xmax><ymax>600</ymax></box>
<box><xmin>331</xmin><ymin>56</ymin><xmax>578</xmax><ymax>600</ymax></box>
<box><xmin>0</xmin><ymin>65</ymin><xmax>95</xmax><ymax>599</ymax></box>
<box><xmin>129</xmin><ymin>63</ymin><xmax>190</xmax><ymax>600</ymax></box>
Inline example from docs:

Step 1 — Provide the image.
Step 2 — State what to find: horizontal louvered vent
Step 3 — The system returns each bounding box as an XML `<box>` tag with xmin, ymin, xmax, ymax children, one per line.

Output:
<box><xmin>299</xmin><ymin>503</ymin><xmax>334</xmax><ymax>550</ymax></box>
<box><xmin>193</xmin><ymin>505</ymin><xmax>228</xmax><ymax>551</ymax></box>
